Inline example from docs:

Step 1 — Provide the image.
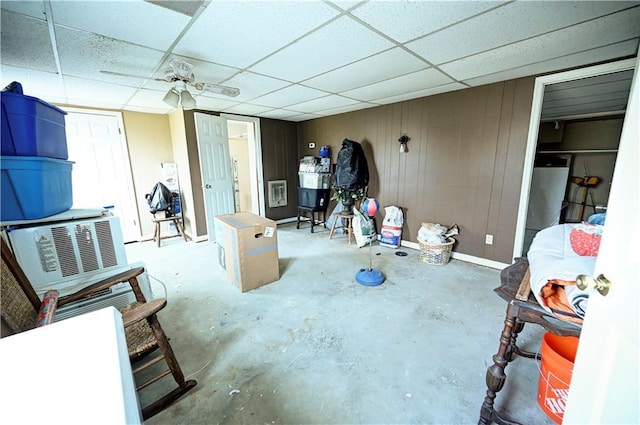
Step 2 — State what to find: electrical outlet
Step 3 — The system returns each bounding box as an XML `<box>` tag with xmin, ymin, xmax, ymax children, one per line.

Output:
<box><xmin>485</xmin><ymin>234</ymin><xmax>494</xmax><ymax>245</ymax></box>
<box><xmin>308</xmin><ymin>142</ymin><xmax>315</xmax><ymax>149</ymax></box>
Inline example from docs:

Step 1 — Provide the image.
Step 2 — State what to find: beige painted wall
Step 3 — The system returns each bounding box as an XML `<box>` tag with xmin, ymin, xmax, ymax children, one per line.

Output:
<box><xmin>167</xmin><ymin>110</ymin><xmax>199</xmax><ymax>239</ymax></box>
<box><xmin>229</xmin><ymin>137</ymin><xmax>252</xmax><ymax>212</ymax></box>
<box><xmin>122</xmin><ymin>111</ymin><xmax>174</xmax><ymax>239</ymax></box>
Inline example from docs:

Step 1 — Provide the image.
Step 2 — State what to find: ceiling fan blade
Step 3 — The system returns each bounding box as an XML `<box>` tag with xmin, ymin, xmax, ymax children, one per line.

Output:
<box><xmin>199</xmin><ymin>82</ymin><xmax>240</xmax><ymax>97</ymax></box>
<box><xmin>99</xmin><ymin>70</ymin><xmax>167</xmax><ymax>82</ymax></box>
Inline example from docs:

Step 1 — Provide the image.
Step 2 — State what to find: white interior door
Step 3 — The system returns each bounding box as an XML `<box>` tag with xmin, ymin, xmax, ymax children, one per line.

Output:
<box><xmin>64</xmin><ymin>110</ymin><xmax>139</xmax><ymax>242</ymax></box>
<box><xmin>194</xmin><ymin>113</ymin><xmax>235</xmax><ymax>241</ymax></box>
<box><xmin>563</xmin><ymin>55</ymin><xmax>639</xmax><ymax>423</ymax></box>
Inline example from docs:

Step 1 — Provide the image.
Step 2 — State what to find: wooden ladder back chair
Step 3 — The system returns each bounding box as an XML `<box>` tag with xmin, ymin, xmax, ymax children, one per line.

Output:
<box><xmin>0</xmin><ymin>238</ymin><xmax>196</xmax><ymax>419</ymax></box>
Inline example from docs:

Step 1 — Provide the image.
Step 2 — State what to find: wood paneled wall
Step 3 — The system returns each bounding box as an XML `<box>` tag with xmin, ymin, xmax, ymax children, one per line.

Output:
<box><xmin>298</xmin><ymin>78</ymin><xmax>535</xmax><ymax>264</ymax></box>
<box><xmin>260</xmin><ymin>118</ymin><xmax>299</xmax><ymax>220</ymax></box>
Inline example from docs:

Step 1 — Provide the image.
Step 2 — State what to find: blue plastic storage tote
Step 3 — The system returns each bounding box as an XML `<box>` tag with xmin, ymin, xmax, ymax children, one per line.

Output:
<box><xmin>1</xmin><ymin>91</ymin><xmax>68</xmax><ymax>159</ymax></box>
<box><xmin>1</xmin><ymin>156</ymin><xmax>73</xmax><ymax>221</ymax></box>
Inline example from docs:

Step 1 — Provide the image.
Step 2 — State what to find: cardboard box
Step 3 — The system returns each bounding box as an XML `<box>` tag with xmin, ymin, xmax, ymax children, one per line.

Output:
<box><xmin>214</xmin><ymin>212</ymin><xmax>279</xmax><ymax>292</ymax></box>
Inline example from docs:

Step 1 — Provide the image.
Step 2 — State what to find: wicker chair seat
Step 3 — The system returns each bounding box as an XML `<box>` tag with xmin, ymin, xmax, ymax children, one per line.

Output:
<box><xmin>120</xmin><ymin>302</ymin><xmax>157</xmax><ymax>358</ymax></box>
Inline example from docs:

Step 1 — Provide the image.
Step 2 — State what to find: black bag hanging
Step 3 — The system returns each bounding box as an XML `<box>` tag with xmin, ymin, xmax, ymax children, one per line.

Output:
<box><xmin>147</xmin><ymin>182</ymin><xmax>173</xmax><ymax>214</ymax></box>
<box><xmin>334</xmin><ymin>138</ymin><xmax>369</xmax><ymax>191</ymax></box>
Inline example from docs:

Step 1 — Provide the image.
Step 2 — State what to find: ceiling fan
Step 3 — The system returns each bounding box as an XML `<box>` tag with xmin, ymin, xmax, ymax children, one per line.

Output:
<box><xmin>100</xmin><ymin>59</ymin><xmax>240</xmax><ymax>109</ymax></box>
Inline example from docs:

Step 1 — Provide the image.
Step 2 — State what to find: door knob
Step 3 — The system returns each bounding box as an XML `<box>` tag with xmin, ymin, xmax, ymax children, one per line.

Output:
<box><xmin>205</xmin><ymin>184</ymin><xmax>212</xmax><ymax>189</ymax></box>
<box><xmin>576</xmin><ymin>274</ymin><xmax>611</xmax><ymax>296</ymax></box>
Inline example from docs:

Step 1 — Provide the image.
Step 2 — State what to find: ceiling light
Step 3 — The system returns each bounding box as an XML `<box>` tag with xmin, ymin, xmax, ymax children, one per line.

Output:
<box><xmin>180</xmin><ymin>89</ymin><xmax>196</xmax><ymax>110</ymax></box>
<box><xmin>163</xmin><ymin>88</ymin><xmax>180</xmax><ymax>108</ymax></box>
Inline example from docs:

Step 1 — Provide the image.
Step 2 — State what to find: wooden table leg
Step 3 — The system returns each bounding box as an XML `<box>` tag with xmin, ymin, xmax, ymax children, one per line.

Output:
<box><xmin>478</xmin><ymin>302</ymin><xmax>523</xmax><ymax>425</ymax></box>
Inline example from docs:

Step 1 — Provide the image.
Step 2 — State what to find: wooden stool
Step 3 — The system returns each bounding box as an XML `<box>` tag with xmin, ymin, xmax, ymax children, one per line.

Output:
<box><xmin>329</xmin><ymin>212</ymin><xmax>354</xmax><ymax>244</ymax></box>
<box><xmin>152</xmin><ymin>213</ymin><xmax>188</xmax><ymax>247</ymax></box>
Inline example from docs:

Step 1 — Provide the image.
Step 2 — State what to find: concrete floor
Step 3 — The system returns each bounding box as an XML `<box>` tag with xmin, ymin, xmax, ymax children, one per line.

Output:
<box><xmin>125</xmin><ymin>222</ymin><xmax>554</xmax><ymax>425</ymax></box>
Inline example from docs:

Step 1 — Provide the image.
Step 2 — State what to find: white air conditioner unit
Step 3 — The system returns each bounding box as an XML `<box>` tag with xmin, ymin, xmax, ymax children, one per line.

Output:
<box><xmin>53</xmin><ymin>262</ymin><xmax>153</xmax><ymax>322</ymax></box>
<box><xmin>8</xmin><ymin>216</ymin><xmax>128</xmax><ymax>293</ymax></box>
<box><xmin>7</xmin><ymin>215</ymin><xmax>153</xmax><ymax>322</ymax></box>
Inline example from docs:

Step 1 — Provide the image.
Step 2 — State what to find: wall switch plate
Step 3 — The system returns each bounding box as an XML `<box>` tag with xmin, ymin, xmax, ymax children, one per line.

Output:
<box><xmin>485</xmin><ymin>234</ymin><xmax>494</xmax><ymax>245</ymax></box>
<box><xmin>308</xmin><ymin>142</ymin><xmax>315</xmax><ymax>149</ymax></box>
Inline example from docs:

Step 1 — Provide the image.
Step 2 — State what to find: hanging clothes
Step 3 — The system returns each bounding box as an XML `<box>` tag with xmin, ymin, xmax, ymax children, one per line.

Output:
<box><xmin>334</xmin><ymin>138</ymin><xmax>369</xmax><ymax>191</ymax></box>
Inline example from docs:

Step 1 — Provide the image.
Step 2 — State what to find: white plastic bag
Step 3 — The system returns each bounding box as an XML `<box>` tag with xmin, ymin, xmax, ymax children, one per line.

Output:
<box><xmin>379</xmin><ymin>206</ymin><xmax>403</xmax><ymax>248</ymax></box>
<box><xmin>353</xmin><ymin>208</ymin><xmax>376</xmax><ymax>248</ymax></box>
<box><xmin>417</xmin><ymin>222</ymin><xmax>459</xmax><ymax>244</ymax></box>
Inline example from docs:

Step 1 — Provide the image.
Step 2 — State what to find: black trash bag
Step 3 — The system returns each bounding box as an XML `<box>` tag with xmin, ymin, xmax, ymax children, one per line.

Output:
<box><xmin>146</xmin><ymin>182</ymin><xmax>173</xmax><ymax>214</ymax></box>
<box><xmin>2</xmin><ymin>81</ymin><xmax>23</xmax><ymax>94</ymax></box>
<box><xmin>334</xmin><ymin>139</ymin><xmax>369</xmax><ymax>191</ymax></box>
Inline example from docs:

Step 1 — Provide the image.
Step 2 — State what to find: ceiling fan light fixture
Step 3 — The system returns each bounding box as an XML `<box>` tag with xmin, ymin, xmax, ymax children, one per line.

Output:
<box><xmin>170</xmin><ymin>58</ymin><xmax>194</xmax><ymax>81</ymax></box>
<box><xmin>163</xmin><ymin>88</ymin><xmax>180</xmax><ymax>108</ymax></box>
<box><xmin>180</xmin><ymin>89</ymin><xmax>196</xmax><ymax>110</ymax></box>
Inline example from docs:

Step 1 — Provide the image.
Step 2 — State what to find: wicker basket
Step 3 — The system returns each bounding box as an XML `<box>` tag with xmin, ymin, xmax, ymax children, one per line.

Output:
<box><xmin>419</xmin><ymin>237</ymin><xmax>455</xmax><ymax>265</ymax></box>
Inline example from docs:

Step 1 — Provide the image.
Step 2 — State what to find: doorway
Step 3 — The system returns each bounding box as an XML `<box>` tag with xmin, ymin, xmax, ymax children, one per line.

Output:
<box><xmin>514</xmin><ymin>58</ymin><xmax>636</xmax><ymax>258</ymax></box>
<box><xmin>222</xmin><ymin>114</ymin><xmax>266</xmax><ymax>217</ymax></box>
<box><xmin>195</xmin><ymin>113</ymin><xmax>266</xmax><ymax>241</ymax></box>
<box><xmin>63</xmin><ymin>109</ymin><xmax>140</xmax><ymax>242</ymax></box>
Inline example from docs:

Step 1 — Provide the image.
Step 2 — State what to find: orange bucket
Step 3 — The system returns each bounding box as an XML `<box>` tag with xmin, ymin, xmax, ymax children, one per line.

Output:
<box><xmin>537</xmin><ymin>332</ymin><xmax>580</xmax><ymax>424</ymax></box>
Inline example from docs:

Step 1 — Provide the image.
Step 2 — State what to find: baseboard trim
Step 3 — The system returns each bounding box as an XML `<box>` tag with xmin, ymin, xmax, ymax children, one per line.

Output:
<box><xmin>276</xmin><ymin>217</ymin><xmax>298</xmax><ymax>225</ymax></box>
<box><xmin>400</xmin><ymin>240</ymin><xmax>510</xmax><ymax>270</ymax></box>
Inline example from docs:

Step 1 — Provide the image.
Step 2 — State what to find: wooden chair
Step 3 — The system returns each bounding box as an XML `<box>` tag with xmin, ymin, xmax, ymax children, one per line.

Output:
<box><xmin>0</xmin><ymin>238</ymin><xmax>196</xmax><ymax>419</ymax></box>
<box><xmin>152</xmin><ymin>209</ymin><xmax>188</xmax><ymax>247</ymax></box>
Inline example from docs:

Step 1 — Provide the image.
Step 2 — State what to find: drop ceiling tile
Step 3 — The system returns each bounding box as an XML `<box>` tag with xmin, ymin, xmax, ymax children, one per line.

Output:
<box><xmin>222</xmin><ymin>104</ymin><xmax>274</xmax><ymax>116</ymax></box>
<box><xmin>1</xmin><ymin>11</ymin><xmax>57</xmax><ymax>72</ymax></box>
<box><xmin>287</xmin><ymin>94</ymin><xmax>359</xmax><ymax>113</ymax></box>
<box><xmin>251</xmin><ymin>85</ymin><xmax>328</xmax><ymax>109</ymax></box>
<box><xmin>316</xmin><ymin>102</ymin><xmax>377</xmax><ymax>116</ymax></box>
<box><xmin>342</xmin><ymin>68</ymin><xmax>454</xmax><ymax>101</ymax></box>
<box><xmin>55</xmin><ymin>26</ymin><xmax>165</xmax><ymax>82</ymax></box>
<box><xmin>174</xmin><ymin>1</ymin><xmax>339</xmax><ymax>68</ymax></box>
<box><xmin>259</xmin><ymin>109</ymin><xmax>303</xmax><ymax>120</ymax></box>
<box><xmin>325</xmin><ymin>1</ymin><xmax>363</xmax><ymax>12</ymax></box>
<box><xmin>63</xmin><ymin>76</ymin><xmax>137</xmax><ymax>107</ymax></box>
<box><xmin>372</xmin><ymin>82</ymin><xmax>467</xmax><ymax>105</ymax></box>
<box><xmin>0</xmin><ymin>1</ymin><xmax>46</xmax><ymax>19</ymax></box>
<box><xmin>250</xmin><ymin>16</ymin><xmax>395</xmax><ymax>82</ymax></box>
<box><xmin>0</xmin><ymin>65</ymin><xmax>65</xmax><ymax>100</ymax></box>
<box><xmin>351</xmin><ymin>1</ymin><xmax>504</xmax><ymax>43</ymax></box>
<box><xmin>50</xmin><ymin>1</ymin><xmax>189</xmax><ymax>50</ymax></box>
<box><xmin>211</xmin><ymin>71</ymin><xmax>291</xmax><ymax>102</ymax></box>
<box><xmin>463</xmin><ymin>39</ymin><xmax>639</xmax><ymax>87</ymax></box>
<box><xmin>127</xmin><ymin>87</ymin><xmax>172</xmax><ymax>108</ymax></box>
<box><xmin>191</xmin><ymin>95</ymin><xmax>239</xmax><ymax>112</ymax></box>
<box><xmin>407</xmin><ymin>1</ymin><xmax>639</xmax><ymax>65</ymax></box>
<box><xmin>286</xmin><ymin>113</ymin><xmax>323</xmax><ymax>122</ymax></box>
<box><xmin>303</xmin><ymin>47</ymin><xmax>428</xmax><ymax>92</ymax></box>
<box><xmin>441</xmin><ymin>8</ymin><xmax>640</xmax><ymax>81</ymax></box>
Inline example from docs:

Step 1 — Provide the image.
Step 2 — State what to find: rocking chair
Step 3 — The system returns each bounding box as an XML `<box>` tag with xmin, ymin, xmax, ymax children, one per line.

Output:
<box><xmin>0</xmin><ymin>238</ymin><xmax>196</xmax><ymax>419</ymax></box>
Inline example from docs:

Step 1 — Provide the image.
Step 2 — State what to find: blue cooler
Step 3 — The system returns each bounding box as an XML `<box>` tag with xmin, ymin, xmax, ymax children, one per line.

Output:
<box><xmin>1</xmin><ymin>156</ymin><xmax>73</xmax><ymax>221</ymax></box>
<box><xmin>1</xmin><ymin>90</ymin><xmax>68</xmax><ymax>159</ymax></box>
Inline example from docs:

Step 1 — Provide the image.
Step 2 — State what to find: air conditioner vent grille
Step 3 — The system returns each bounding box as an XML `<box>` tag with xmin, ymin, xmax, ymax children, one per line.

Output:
<box><xmin>95</xmin><ymin>220</ymin><xmax>117</xmax><ymax>268</ymax></box>
<box><xmin>75</xmin><ymin>224</ymin><xmax>99</xmax><ymax>273</ymax></box>
<box><xmin>51</xmin><ymin>226</ymin><xmax>78</xmax><ymax>277</ymax></box>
